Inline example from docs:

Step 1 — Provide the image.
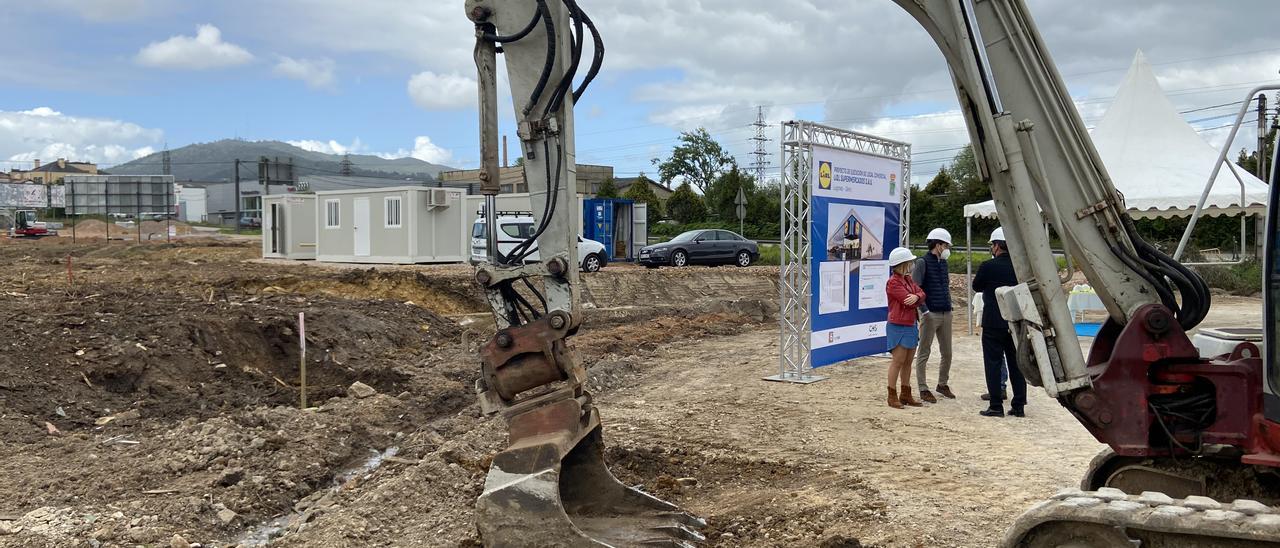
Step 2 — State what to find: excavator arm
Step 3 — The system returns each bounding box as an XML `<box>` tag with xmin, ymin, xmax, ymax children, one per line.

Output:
<box><xmin>466</xmin><ymin>0</ymin><xmax>704</xmax><ymax>546</ymax></box>
<box><xmin>891</xmin><ymin>0</ymin><xmax>1212</xmax><ymax>398</ymax></box>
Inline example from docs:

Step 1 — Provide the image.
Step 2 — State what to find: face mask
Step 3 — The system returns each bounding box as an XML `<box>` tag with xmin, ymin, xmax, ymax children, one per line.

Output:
<box><xmin>940</xmin><ymin>248</ymin><xmax>951</xmax><ymax>261</ymax></box>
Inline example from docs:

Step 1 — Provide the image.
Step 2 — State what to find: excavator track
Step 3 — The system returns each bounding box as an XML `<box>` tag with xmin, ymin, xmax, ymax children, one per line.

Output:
<box><xmin>1005</xmin><ymin>488</ymin><xmax>1280</xmax><ymax>547</ymax></box>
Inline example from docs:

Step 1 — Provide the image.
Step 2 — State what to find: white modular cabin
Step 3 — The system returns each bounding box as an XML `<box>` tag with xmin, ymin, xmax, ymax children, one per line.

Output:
<box><xmin>262</xmin><ymin>194</ymin><xmax>317</xmax><ymax>260</ymax></box>
<box><xmin>314</xmin><ymin>186</ymin><xmax>467</xmax><ymax>264</ymax></box>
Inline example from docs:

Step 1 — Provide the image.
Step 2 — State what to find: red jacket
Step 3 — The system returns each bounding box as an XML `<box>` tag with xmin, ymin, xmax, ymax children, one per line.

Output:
<box><xmin>886</xmin><ymin>273</ymin><xmax>926</xmax><ymax>326</ymax></box>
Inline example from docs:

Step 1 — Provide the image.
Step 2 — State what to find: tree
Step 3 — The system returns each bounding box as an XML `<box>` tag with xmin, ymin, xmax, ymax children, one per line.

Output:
<box><xmin>908</xmin><ymin>146</ymin><xmax>998</xmax><ymax>242</ymax></box>
<box><xmin>623</xmin><ymin>174</ymin><xmax>664</xmax><ymax>225</ymax></box>
<box><xmin>1237</xmin><ymin>129</ymin><xmax>1276</xmax><ymax>178</ymax></box>
<box><xmin>948</xmin><ymin>145</ymin><xmax>988</xmax><ymax>199</ymax></box>
<box><xmin>665</xmin><ymin>182</ymin><xmax>706</xmax><ymax>224</ymax></box>
<box><xmin>704</xmin><ymin>166</ymin><xmax>755</xmax><ymax>221</ymax></box>
<box><xmin>652</xmin><ymin>128</ymin><xmax>735</xmax><ymax>194</ymax></box>
<box><xmin>596</xmin><ymin>177</ymin><xmax>619</xmax><ymax>198</ymax></box>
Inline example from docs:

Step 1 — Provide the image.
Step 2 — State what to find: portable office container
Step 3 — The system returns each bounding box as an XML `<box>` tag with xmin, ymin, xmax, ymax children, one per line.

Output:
<box><xmin>313</xmin><ymin>186</ymin><xmax>467</xmax><ymax>264</ymax></box>
<box><xmin>262</xmin><ymin>194</ymin><xmax>316</xmax><ymax>259</ymax></box>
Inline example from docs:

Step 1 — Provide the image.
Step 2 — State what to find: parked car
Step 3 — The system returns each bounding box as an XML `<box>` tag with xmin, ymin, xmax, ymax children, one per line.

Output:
<box><xmin>239</xmin><ymin>216</ymin><xmax>262</xmax><ymax>228</ymax></box>
<box><xmin>638</xmin><ymin>229</ymin><xmax>758</xmax><ymax>268</ymax></box>
<box><xmin>470</xmin><ymin>213</ymin><xmax>609</xmax><ymax>272</ymax></box>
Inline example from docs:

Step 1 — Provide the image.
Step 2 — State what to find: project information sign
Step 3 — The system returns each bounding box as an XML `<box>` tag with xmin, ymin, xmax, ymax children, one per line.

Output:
<box><xmin>810</xmin><ymin>145</ymin><xmax>903</xmax><ymax>367</ymax></box>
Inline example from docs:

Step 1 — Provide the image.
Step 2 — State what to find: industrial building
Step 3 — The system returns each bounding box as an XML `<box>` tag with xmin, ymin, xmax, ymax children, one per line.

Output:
<box><xmin>439</xmin><ymin>164</ymin><xmax>615</xmax><ymax>195</ymax></box>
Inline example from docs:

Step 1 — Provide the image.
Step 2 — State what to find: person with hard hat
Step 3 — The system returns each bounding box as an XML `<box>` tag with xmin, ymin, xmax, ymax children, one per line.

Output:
<box><xmin>972</xmin><ymin>227</ymin><xmax>1027</xmax><ymax>417</ymax></box>
<box><xmin>885</xmin><ymin>247</ymin><xmax>927</xmax><ymax>409</ymax></box>
<box><xmin>911</xmin><ymin>227</ymin><xmax>956</xmax><ymax>403</ymax></box>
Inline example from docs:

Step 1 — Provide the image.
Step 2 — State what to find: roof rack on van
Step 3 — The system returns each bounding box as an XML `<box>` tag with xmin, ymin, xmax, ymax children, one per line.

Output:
<box><xmin>475</xmin><ymin>208</ymin><xmax>536</xmax><ymax>218</ymax></box>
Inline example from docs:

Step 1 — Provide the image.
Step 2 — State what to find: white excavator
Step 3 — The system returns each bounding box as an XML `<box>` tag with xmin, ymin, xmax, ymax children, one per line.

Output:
<box><xmin>463</xmin><ymin>0</ymin><xmax>1280</xmax><ymax>545</ymax></box>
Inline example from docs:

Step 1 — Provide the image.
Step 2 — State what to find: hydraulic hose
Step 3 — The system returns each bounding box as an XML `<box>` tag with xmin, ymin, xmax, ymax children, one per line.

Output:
<box><xmin>482</xmin><ymin>9</ymin><xmax>541</xmax><ymax>43</ymax></box>
<box><xmin>1120</xmin><ymin>215</ymin><xmax>1210</xmax><ymax>330</ymax></box>
<box><xmin>564</xmin><ymin>0</ymin><xmax>604</xmax><ymax>102</ymax></box>
<box><xmin>523</xmin><ymin>0</ymin><xmax>556</xmax><ymax>117</ymax></box>
<box><xmin>543</xmin><ymin>0</ymin><xmax>584</xmax><ymax>117</ymax></box>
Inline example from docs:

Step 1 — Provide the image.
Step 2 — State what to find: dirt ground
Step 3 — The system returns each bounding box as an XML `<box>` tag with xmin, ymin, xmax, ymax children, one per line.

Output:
<box><xmin>0</xmin><ymin>235</ymin><xmax>1266</xmax><ymax>547</ymax></box>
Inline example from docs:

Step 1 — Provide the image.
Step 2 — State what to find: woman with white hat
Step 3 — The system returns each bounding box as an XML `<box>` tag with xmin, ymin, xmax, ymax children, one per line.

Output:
<box><xmin>885</xmin><ymin>247</ymin><xmax>926</xmax><ymax>409</ymax></box>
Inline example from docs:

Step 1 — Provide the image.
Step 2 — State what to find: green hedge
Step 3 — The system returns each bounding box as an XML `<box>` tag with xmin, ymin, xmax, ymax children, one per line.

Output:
<box><xmin>942</xmin><ymin>251</ymin><xmax>1067</xmax><ymax>275</ymax></box>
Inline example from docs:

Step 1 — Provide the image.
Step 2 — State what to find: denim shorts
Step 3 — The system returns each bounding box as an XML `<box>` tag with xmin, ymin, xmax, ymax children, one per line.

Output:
<box><xmin>886</xmin><ymin>322</ymin><xmax>919</xmax><ymax>350</ymax></box>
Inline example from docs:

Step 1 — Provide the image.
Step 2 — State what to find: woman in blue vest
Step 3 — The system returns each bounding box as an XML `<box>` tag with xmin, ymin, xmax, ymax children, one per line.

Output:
<box><xmin>911</xmin><ymin>228</ymin><xmax>957</xmax><ymax>403</ymax></box>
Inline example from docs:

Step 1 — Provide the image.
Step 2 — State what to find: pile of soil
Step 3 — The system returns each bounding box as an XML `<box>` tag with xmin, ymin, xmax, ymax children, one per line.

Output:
<box><xmin>63</xmin><ymin>220</ymin><xmax>195</xmax><ymax>239</ymax></box>
<box><xmin>0</xmin><ymin>239</ymin><xmax>791</xmax><ymax>547</ymax></box>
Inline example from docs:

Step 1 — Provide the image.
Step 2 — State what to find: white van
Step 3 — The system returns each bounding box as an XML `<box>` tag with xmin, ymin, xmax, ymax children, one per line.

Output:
<box><xmin>471</xmin><ymin>213</ymin><xmax>608</xmax><ymax>272</ymax></box>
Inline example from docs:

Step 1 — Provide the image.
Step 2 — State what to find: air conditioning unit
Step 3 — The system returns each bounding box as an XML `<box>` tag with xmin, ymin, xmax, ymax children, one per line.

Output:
<box><xmin>426</xmin><ymin>189</ymin><xmax>450</xmax><ymax>207</ymax></box>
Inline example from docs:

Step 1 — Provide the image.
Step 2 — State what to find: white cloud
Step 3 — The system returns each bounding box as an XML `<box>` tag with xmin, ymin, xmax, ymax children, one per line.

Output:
<box><xmin>136</xmin><ymin>24</ymin><xmax>253</xmax><ymax>70</ymax></box>
<box><xmin>407</xmin><ymin>72</ymin><xmax>476</xmax><ymax>111</ymax></box>
<box><xmin>408</xmin><ymin>136</ymin><xmax>452</xmax><ymax>164</ymax></box>
<box><xmin>0</xmin><ymin>108</ymin><xmax>162</xmax><ymax>167</ymax></box>
<box><xmin>374</xmin><ymin>136</ymin><xmax>453</xmax><ymax>165</ymax></box>
<box><xmin>274</xmin><ymin>56</ymin><xmax>337</xmax><ymax>90</ymax></box>
<box><xmin>286</xmin><ymin>135</ymin><xmax>453</xmax><ymax>166</ymax></box>
<box><xmin>287</xmin><ymin>138</ymin><xmax>363</xmax><ymax>155</ymax></box>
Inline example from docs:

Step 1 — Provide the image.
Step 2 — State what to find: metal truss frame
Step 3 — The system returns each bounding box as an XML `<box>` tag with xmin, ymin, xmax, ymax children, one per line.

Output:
<box><xmin>768</xmin><ymin>121</ymin><xmax>912</xmax><ymax>384</ymax></box>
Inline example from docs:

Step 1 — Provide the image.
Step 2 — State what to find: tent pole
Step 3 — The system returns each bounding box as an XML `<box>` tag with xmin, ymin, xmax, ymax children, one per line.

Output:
<box><xmin>966</xmin><ymin>216</ymin><xmax>973</xmax><ymax>336</ymax></box>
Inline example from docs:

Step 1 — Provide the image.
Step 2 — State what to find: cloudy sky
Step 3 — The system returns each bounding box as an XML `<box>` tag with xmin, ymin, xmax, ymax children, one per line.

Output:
<box><xmin>0</xmin><ymin>0</ymin><xmax>1276</xmax><ymax>183</ymax></box>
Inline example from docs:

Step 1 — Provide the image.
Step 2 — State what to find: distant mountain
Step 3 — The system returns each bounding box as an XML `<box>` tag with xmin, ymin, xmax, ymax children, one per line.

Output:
<box><xmin>105</xmin><ymin>139</ymin><xmax>455</xmax><ymax>182</ymax></box>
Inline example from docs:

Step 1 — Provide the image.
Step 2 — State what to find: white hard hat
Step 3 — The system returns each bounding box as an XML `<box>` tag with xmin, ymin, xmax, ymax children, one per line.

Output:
<box><xmin>887</xmin><ymin>247</ymin><xmax>917</xmax><ymax>267</ymax></box>
<box><xmin>989</xmin><ymin>227</ymin><xmax>1006</xmax><ymax>243</ymax></box>
<box><xmin>926</xmin><ymin>227</ymin><xmax>952</xmax><ymax>245</ymax></box>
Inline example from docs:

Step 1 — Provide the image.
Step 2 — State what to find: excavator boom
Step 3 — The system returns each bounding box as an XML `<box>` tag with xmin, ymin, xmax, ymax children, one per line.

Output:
<box><xmin>467</xmin><ymin>0</ymin><xmax>704</xmax><ymax>545</ymax></box>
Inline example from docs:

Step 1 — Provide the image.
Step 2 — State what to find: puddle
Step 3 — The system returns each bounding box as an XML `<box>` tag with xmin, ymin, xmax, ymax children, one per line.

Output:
<box><xmin>237</xmin><ymin>446</ymin><xmax>400</xmax><ymax>546</ymax></box>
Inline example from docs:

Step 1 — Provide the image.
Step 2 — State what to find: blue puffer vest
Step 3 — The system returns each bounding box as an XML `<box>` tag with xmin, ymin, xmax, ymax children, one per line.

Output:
<box><xmin>921</xmin><ymin>253</ymin><xmax>952</xmax><ymax>312</ymax></box>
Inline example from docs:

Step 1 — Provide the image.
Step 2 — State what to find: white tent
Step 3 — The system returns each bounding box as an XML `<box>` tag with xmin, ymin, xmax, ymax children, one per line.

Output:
<box><xmin>963</xmin><ymin>51</ymin><xmax>1268</xmax><ymax>221</ymax></box>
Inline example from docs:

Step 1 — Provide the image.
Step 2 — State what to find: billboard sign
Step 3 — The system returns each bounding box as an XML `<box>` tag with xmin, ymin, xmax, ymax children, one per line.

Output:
<box><xmin>809</xmin><ymin>145</ymin><xmax>904</xmax><ymax>367</ymax></box>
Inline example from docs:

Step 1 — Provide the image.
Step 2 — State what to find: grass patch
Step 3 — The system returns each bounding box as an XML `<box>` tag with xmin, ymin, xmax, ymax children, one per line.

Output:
<box><xmin>220</xmin><ymin>227</ymin><xmax>262</xmax><ymax>236</ymax></box>
<box><xmin>757</xmin><ymin>243</ymin><xmax>781</xmax><ymax>266</ymax></box>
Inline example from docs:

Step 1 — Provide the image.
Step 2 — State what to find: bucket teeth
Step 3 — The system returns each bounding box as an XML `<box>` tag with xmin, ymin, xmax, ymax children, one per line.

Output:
<box><xmin>648</xmin><ymin>524</ymin><xmax>707</xmax><ymax>542</ymax></box>
<box><xmin>658</xmin><ymin>511</ymin><xmax>708</xmax><ymax>529</ymax></box>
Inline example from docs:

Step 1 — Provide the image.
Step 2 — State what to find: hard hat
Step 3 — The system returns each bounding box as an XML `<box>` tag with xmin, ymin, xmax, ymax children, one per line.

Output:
<box><xmin>989</xmin><ymin>227</ymin><xmax>1006</xmax><ymax>243</ymax></box>
<box><xmin>926</xmin><ymin>227</ymin><xmax>952</xmax><ymax>245</ymax></box>
<box><xmin>887</xmin><ymin>247</ymin><xmax>917</xmax><ymax>267</ymax></box>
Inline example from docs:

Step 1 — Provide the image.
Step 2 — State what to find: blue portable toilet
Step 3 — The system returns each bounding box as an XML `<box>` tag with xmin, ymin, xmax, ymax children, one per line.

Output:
<box><xmin>582</xmin><ymin>198</ymin><xmax>644</xmax><ymax>261</ymax></box>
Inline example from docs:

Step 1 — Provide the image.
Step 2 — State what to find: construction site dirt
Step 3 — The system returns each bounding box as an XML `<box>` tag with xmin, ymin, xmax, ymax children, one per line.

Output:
<box><xmin>0</xmin><ymin>237</ymin><xmax>1263</xmax><ymax>547</ymax></box>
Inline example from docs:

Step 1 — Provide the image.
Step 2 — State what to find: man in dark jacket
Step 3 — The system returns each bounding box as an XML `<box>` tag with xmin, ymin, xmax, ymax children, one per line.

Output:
<box><xmin>971</xmin><ymin>227</ymin><xmax>1027</xmax><ymax>417</ymax></box>
<box><xmin>912</xmin><ymin>227</ymin><xmax>956</xmax><ymax>403</ymax></box>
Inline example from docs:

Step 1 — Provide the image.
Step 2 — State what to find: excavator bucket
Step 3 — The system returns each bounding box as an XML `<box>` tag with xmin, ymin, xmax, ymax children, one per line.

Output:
<box><xmin>476</xmin><ymin>414</ymin><xmax>705</xmax><ymax>547</ymax></box>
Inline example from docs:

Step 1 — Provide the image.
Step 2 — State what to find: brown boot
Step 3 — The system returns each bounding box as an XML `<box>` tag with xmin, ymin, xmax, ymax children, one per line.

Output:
<box><xmin>936</xmin><ymin>385</ymin><xmax>956</xmax><ymax>399</ymax></box>
<box><xmin>900</xmin><ymin>385</ymin><xmax>924</xmax><ymax>407</ymax></box>
<box><xmin>920</xmin><ymin>389</ymin><xmax>937</xmax><ymax>403</ymax></box>
<box><xmin>887</xmin><ymin>387</ymin><xmax>904</xmax><ymax>409</ymax></box>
